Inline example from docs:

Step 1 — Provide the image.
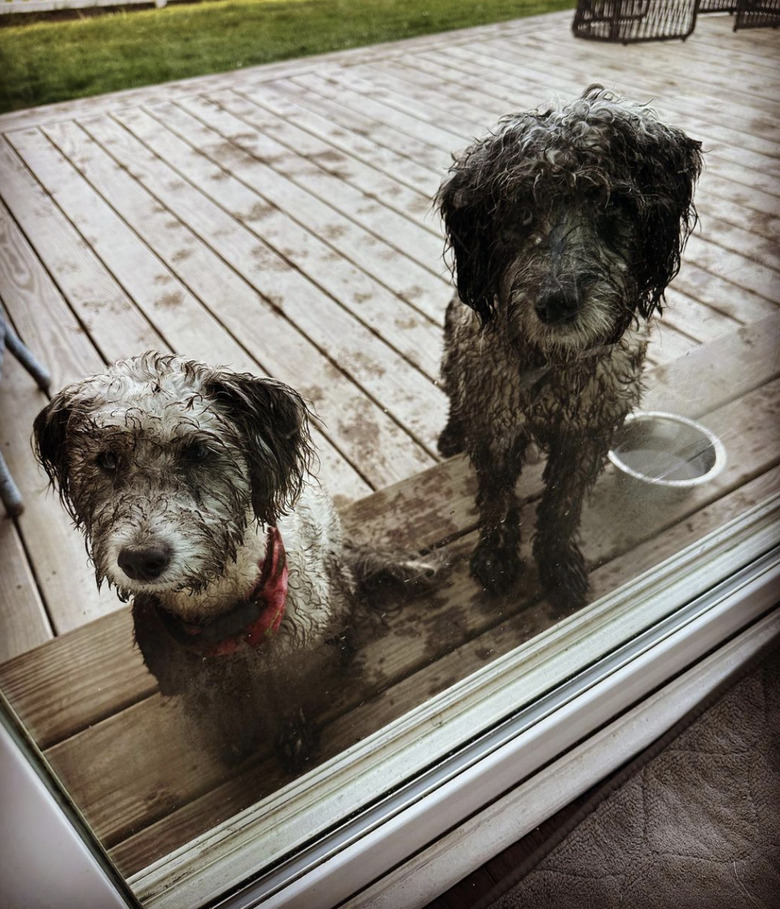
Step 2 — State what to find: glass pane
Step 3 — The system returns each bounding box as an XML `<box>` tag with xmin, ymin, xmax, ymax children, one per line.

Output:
<box><xmin>1</xmin><ymin>7</ymin><xmax>777</xmax><ymax>906</ymax></box>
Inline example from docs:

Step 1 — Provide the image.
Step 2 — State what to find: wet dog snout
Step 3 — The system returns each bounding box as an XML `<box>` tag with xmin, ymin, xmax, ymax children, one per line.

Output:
<box><xmin>118</xmin><ymin>542</ymin><xmax>172</xmax><ymax>582</ymax></box>
<box><xmin>535</xmin><ymin>286</ymin><xmax>580</xmax><ymax>325</ymax></box>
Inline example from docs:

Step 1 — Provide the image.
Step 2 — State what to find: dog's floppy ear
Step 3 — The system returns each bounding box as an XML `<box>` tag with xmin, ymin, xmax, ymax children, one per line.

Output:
<box><xmin>437</xmin><ymin>145</ymin><xmax>504</xmax><ymax>324</ymax></box>
<box><xmin>622</xmin><ymin>116</ymin><xmax>703</xmax><ymax>319</ymax></box>
<box><xmin>33</xmin><ymin>389</ymin><xmax>79</xmax><ymax>521</ymax></box>
<box><xmin>205</xmin><ymin>371</ymin><xmax>315</xmax><ymax>525</ymax></box>
<box><xmin>438</xmin><ymin>115</ymin><xmax>544</xmax><ymax>323</ymax></box>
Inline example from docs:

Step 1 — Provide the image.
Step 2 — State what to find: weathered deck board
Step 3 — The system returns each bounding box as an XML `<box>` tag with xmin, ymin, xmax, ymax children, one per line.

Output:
<box><xmin>112</xmin><ymin>105</ymin><xmax>443</xmax><ymax>374</ymax></box>
<box><xmin>0</xmin><ymin>199</ymin><xmax>124</xmax><ymax>632</ymax></box>
<box><xmin>7</xmin><ymin>123</ymin><xmax>405</xmax><ymax>489</ymax></box>
<box><xmin>0</xmin><ymin>496</ymin><xmax>51</xmax><ymax>660</ymax></box>
<box><xmin>366</xmin><ymin>48</ymin><xmax>780</xmax><ymax>204</ymax></box>
<box><xmin>403</xmin><ymin>43</ymin><xmax>780</xmax><ymax>174</ymax></box>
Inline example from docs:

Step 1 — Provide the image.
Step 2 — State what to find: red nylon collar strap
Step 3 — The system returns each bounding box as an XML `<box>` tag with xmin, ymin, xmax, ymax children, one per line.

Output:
<box><xmin>154</xmin><ymin>526</ymin><xmax>289</xmax><ymax>657</ymax></box>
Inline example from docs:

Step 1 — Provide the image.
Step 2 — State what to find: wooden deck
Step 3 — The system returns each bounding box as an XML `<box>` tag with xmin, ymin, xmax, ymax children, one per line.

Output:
<box><xmin>0</xmin><ymin>8</ymin><xmax>779</xmax><ymax>900</ymax></box>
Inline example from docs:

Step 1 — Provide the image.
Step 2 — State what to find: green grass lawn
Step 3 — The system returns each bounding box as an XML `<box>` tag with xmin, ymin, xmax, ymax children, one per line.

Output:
<box><xmin>0</xmin><ymin>0</ymin><xmax>572</xmax><ymax>114</ymax></box>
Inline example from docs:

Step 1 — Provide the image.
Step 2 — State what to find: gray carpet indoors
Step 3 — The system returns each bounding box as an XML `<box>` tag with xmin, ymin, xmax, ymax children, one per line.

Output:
<box><xmin>479</xmin><ymin>642</ymin><xmax>780</xmax><ymax>909</ymax></box>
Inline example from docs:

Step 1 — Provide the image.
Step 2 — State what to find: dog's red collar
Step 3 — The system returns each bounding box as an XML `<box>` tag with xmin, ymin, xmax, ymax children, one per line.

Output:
<box><xmin>153</xmin><ymin>526</ymin><xmax>288</xmax><ymax>657</ymax></box>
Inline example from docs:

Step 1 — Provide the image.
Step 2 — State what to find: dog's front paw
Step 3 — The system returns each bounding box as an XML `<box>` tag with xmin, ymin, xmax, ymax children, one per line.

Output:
<box><xmin>438</xmin><ymin>420</ymin><xmax>465</xmax><ymax>457</ymax></box>
<box><xmin>276</xmin><ymin>709</ymin><xmax>319</xmax><ymax>774</ymax></box>
<box><xmin>470</xmin><ymin>535</ymin><xmax>521</xmax><ymax>595</ymax></box>
<box><xmin>535</xmin><ymin>541</ymin><xmax>589</xmax><ymax>612</ymax></box>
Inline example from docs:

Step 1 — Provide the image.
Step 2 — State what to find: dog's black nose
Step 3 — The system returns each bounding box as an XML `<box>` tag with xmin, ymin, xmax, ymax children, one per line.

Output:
<box><xmin>535</xmin><ymin>289</ymin><xmax>580</xmax><ymax>326</ymax></box>
<box><xmin>118</xmin><ymin>543</ymin><xmax>172</xmax><ymax>582</ymax></box>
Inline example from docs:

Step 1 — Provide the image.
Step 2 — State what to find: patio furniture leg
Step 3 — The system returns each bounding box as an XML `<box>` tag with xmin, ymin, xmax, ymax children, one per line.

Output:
<box><xmin>0</xmin><ymin>450</ymin><xmax>24</xmax><ymax>517</ymax></box>
<box><xmin>0</xmin><ymin>315</ymin><xmax>51</xmax><ymax>517</ymax></box>
<box><xmin>2</xmin><ymin>321</ymin><xmax>51</xmax><ymax>391</ymax></box>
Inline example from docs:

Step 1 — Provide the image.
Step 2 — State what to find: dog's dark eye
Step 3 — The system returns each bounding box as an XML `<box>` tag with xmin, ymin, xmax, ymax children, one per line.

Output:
<box><xmin>598</xmin><ymin>199</ymin><xmax>632</xmax><ymax>242</ymax></box>
<box><xmin>604</xmin><ymin>194</ymin><xmax>632</xmax><ymax>218</ymax></box>
<box><xmin>181</xmin><ymin>442</ymin><xmax>211</xmax><ymax>464</ymax></box>
<box><xmin>503</xmin><ymin>207</ymin><xmax>535</xmax><ymax>245</ymax></box>
<box><xmin>511</xmin><ymin>207</ymin><xmax>534</xmax><ymax>232</ymax></box>
<box><xmin>96</xmin><ymin>450</ymin><xmax>120</xmax><ymax>472</ymax></box>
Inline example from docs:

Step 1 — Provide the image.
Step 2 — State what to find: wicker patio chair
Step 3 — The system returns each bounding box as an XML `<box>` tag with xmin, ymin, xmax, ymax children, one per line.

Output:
<box><xmin>572</xmin><ymin>0</ymin><xmax>701</xmax><ymax>42</ymax></box>
<box><xmin>698</xmin><ymin>0</ymin><xmax>780</xmax><ymax>27</ymax></box>
<box><xmin>697</xmin><ymin>0</ymin><xmax>737</xmax><ymax>11</ymax></box>
<box><xmin>734</xmin><ymin>0</ymin><xmax>780</xmax><ymax>28</ymax></box>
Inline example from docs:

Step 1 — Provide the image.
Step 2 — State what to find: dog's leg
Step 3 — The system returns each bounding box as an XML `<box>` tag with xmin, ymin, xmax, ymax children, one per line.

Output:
<box><xmin>438</xmin><ymin>408</ymin><xmax>466</xmax><ymax>458</ymax></box>
<box><xmin>470</xmin><ymin>435</ymin><xmax>529</xmax><ymax>594</ymax></box>
<box><xmin>533</xmin><ymin>434</ymin><xmax>611</xmax><ymax>611</ymax></box>
<box><xmin>437</xmin><ymin>299</ymin><xmax>468</xmax><ymax>458</ymax></box>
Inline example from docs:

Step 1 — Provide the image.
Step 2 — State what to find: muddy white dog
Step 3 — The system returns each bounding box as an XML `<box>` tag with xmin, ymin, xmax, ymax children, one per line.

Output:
<box><xmin>34</xmin><ymin>351</ymin><xmax>426</xmax><ymax>769</ymax></box>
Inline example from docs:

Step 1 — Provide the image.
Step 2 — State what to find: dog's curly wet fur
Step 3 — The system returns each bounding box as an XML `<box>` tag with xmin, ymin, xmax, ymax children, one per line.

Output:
<box><xmin>437</xmin><ymin>85</ymin><xmax>702</xmax><ymax>609</ymax></box>
<box><xmin>33</xmin><ymin>352</ymin><xmax>429</xmax><ymax>770</ymax></box>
